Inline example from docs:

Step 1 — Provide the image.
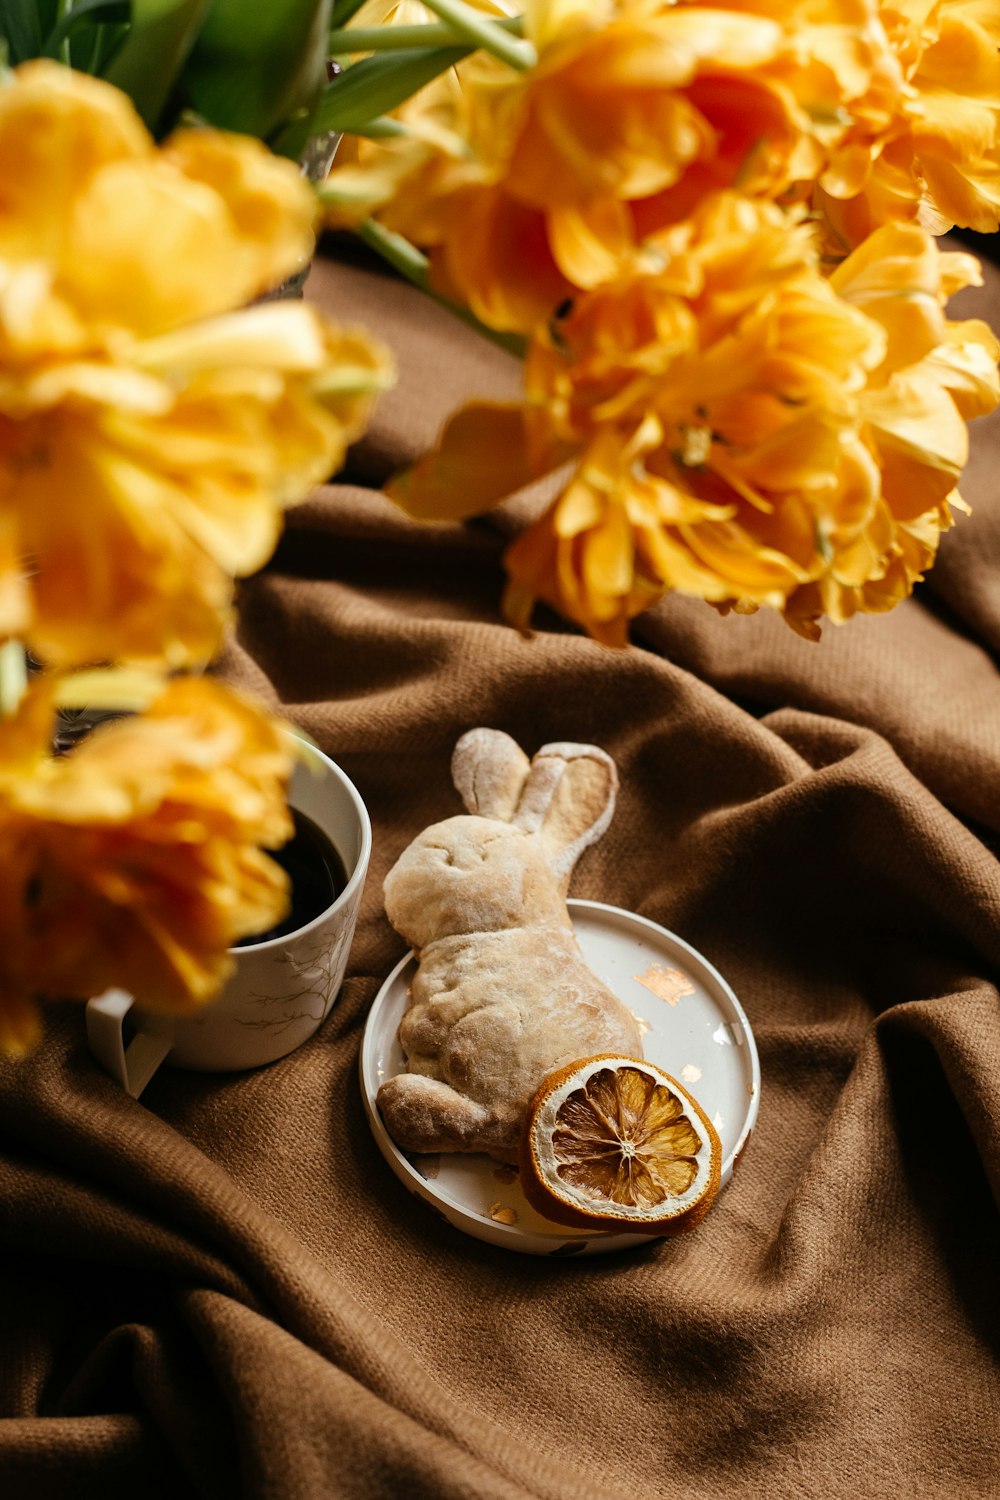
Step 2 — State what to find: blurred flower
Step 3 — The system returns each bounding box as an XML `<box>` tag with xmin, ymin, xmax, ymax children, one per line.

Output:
<box><xmin>389</xmin><ymin>195</ymin><xmax>1000</xmax><ymax>642</ymax></box>
<box><xmin>0</xmin><ymin>62</ymin><xmax>317</xmax><ymax>346</ymax></box>
<box><xmin>815</xmin><ymin>0</ymin><xmax>1000</xmax><ymax>249</ymax></box>
<box><xmin>0</xmin><ymin>675</ymin><xmax>294</xmax><ymax>1055</ymax></box>
<box><xmin>0</xmin><ymin>62</ymin><xmax>394</xmax><ymax>669</ymax></box>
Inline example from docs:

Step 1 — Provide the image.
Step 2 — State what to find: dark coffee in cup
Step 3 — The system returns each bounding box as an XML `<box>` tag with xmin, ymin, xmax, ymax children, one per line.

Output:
<box><xmin>238</xmin><ymin>808</ymin><xmax>348</xmax><ymax>947</ymax></box>
<box><xmin>88</xmin><ymin>736</ymin><xmax>372</xmax><ymax>1090</ymax></box>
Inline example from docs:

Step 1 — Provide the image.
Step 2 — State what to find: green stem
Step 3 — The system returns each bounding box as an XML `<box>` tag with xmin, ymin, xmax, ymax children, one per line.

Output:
<box><xmin>415</xmin><ymin>0</ymin><xmax>535</xmax><ymax>70</ymax></box>
<box><xmin>328</xmin><ymin>15</ymin><xmax>523</xmax><ymax>52</ymax></box>
<box><xmin>356</xmin><ymin>219</ymin><xmax>526</xmax><ymax>358</ymax></box>
<box><xmin>0</xmin><ymin>640</ymin><xmax>27</xmax><ymax>718</ymax></box>
<box><xmin>344</xmin><ymin>114</ymin><xmax>409</xmax><ymax>139</ymax></box>
<box><xmin>56</xmin><ymin>0</ymin><xmax>72</xmax><ymax>61</ymax></box>
<box><xmin>330</xmin><ymin>0</ymin><xmax>368</xmax><ymax>27</ymax></box>
<box><xmin>357</xmin><ymin>218</ymin><xmax>429</xmax><ymax>284</ymax></box>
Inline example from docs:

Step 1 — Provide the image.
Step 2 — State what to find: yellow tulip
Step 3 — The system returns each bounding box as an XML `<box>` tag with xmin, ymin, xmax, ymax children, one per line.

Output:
<box><xmin>816</xmin><ymin>0</ymin><xmax>1000</xmax><ymax>246</ymax></box>
<box><xmin>392</xmin><ymin>193</ymin><xmax>999</xmax><ymax>641</ymax></box>
<box><xmin>0</xmin><ymin>63</ymin><xmax>318</xmax><ymax>344</ymax></box>
<box><xmin>325</xmin><ymin>0</ymin><xmax>824</xmax><ymax>332</ymax></box>
<box><xmin>0</xmin><ymin>303</ymin><xmax>393</xmax><ymax>668</ymax></box>
<box><xmin>0</xmin><ymin>677</ymin><xmax>294</xmax><ymax>1055</ymax></box>
<box><xmin>328</xmin><ymin>0</ymin><xmax>1000</xmax><ymax>318</ymax></box>
<box><xmin>0</xmin><ymin>62</ymin><xmax>394</xmax><ymax>669</ymax></box>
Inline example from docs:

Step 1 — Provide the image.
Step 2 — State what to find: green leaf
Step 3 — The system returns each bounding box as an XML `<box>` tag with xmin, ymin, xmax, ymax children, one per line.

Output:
<box><xmin>183</xmin><ymin>0</ymin><xmax>333</xmax><ymax>140</ymax></box>
<box><xmin>344</xmin><ymin>113</ymin><xmax>407</xmax><ymax>139</ymax></box>
<box><xmin>0</xmin><ymin>0</ymin><xmax>56</xmax><ymax>62</ymax></box>
<box><xmin>310</xmin><ymin>44</ymin><xmax>469</xmax><ymax>134</ymax></box>
<box><xmin>41</xmin><ymin>0</ymin><xmax>128</xmax><ymax>61</ymax></box>
<box><xmin>39</xmin><ymin>0</ymin><xmax>59</xmax><ymax>38</ymax></box>
<box><xmin>102</xmin><ymin>0</ymin><xmax>212</xmax><ymax>132</ymax></box>
<box><xmin>77</xmin><ymin>17</ymin><xmax>128</xmax><ymax>70</ymax></box>
<box><xmin>329</xmin><ymin>0</ymin><xmax>367</xmax><ymax>29</ymax></box>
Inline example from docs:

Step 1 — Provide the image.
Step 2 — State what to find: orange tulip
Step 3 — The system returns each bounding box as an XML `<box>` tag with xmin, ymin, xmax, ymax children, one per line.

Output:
<box><xmin>0</xmin><ymin>63</ymin><xmax>394</xmax><ymax>669</ymax></box>
<box><xmin>325</xmin><ymin>0</ymin><xmax>827</xmax><ymax>332</ymax></box>
<box><xmin>390</xmin><ymin>194</ymin><xmax>999</xmax><ymax>641</ymax></box>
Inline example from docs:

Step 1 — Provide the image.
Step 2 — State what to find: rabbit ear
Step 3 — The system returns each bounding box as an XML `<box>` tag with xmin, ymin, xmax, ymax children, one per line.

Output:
<box><xmin>512</xmin><ymin>742</ymin><xmax>618</xmax><ymax>886</ymax></box>
<box><xmin>451</xmin><ymin>728</ymin><xmax>531</xmax><ymax>822</ymax></box>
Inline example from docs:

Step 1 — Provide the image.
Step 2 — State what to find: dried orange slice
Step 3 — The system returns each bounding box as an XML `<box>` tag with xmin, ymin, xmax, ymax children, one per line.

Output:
<box><xmin>520</xmin><ymin>1055</ymin><xmax>722</xmax><ymax>1235</ymax></box>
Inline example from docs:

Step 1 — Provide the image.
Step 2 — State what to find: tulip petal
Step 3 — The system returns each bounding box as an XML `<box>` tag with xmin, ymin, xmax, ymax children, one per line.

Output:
<box><xmin>389</xmin><ymin>402</ymin><xmax>551</xmax><ymax>520</ymax></box>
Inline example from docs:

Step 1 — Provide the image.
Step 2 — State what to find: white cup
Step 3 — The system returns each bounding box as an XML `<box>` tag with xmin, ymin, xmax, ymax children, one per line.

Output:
<box><xmin>86</xmin><ymin>738</ymin><xmax>371</xmax><ymax>1097</ymax></box>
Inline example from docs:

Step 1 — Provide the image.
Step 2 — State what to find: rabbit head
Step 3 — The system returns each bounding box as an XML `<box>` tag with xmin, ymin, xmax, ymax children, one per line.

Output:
<box><xmin>383</xmin><ymin>729</ymin><xmax>618</xmax><ymax>951</ymax></box>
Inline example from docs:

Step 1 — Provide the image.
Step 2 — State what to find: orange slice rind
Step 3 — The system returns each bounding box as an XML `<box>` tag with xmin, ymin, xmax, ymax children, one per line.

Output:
<box><xmin>520</xmin><ymin>1054</ymin><xmax>722</xmax><ymax>1236</ymax></box>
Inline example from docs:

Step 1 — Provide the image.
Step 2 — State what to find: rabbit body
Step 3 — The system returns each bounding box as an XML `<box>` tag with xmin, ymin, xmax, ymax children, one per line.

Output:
<box><xmin>376</xmin><ymin>733</ymin><xmax>643</xmax><ymax>1163</ymax></box>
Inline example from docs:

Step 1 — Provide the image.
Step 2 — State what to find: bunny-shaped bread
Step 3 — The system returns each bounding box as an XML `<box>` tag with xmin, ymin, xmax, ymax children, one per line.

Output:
<box><xmin>376</xmin><ymin>728</ymin><xmax>643</xmax><ymax>1164</ymax></box>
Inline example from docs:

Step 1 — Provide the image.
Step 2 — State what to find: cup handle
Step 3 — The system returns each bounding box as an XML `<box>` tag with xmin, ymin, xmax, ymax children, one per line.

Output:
<box><xmin>86</xmin><ymin>988</ymin><xmax>173</xmax><ymax>1099</ymax></box>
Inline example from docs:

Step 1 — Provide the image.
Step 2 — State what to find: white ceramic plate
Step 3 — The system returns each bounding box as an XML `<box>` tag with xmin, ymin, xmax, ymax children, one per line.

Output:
<box><xmin>359</xmin><ymin>900</ymin><xmax>760</xmax><ymax>1256</ymax></box>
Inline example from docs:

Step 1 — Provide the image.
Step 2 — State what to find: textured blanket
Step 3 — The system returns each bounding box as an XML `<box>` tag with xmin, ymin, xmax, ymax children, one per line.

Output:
<box><xmin>1</xmin><ymin>241</ymin><xmax>998</xmax><ymax>1500</ymax></box>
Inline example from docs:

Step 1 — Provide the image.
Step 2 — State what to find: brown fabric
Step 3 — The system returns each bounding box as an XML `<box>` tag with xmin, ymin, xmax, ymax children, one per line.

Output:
<box><xmin>2</xmin><ymin>240</ymin><xmax>999</xmax><ymax>1500</ymax></box>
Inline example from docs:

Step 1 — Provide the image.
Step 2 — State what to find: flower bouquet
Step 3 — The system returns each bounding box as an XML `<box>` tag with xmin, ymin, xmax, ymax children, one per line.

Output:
<box><xmin>1</xmin><ymin>0</ymin><xmax>998</xmax><ymax>1053</ymax></box>
<box><xmin>0</xmin><ymin>51</ymin><xmax>392</xmax><ymax>1052</ymax></box>
<box><xmin>320</xmin><ymin>0</ymin><xmax>1000</xmax><ymax>643</ymax></box>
